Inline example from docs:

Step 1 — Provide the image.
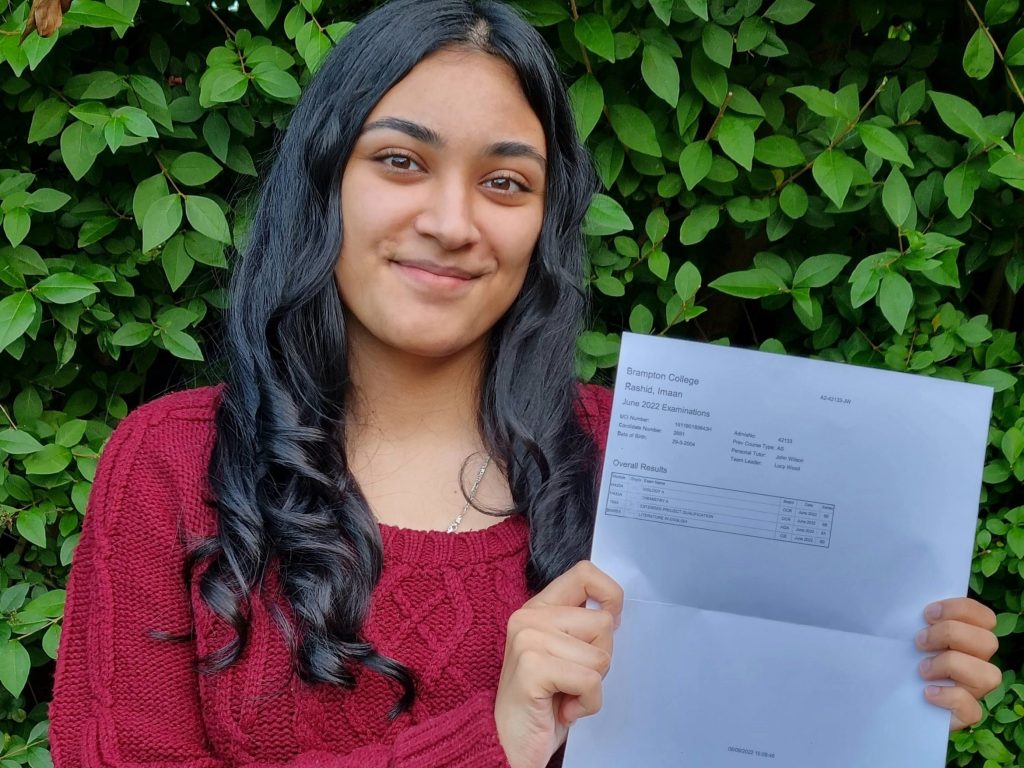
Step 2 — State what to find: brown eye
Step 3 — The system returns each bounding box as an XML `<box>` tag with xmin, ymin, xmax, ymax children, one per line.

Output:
<box><xmin>484</xmin><ymin>175</ymin><xmax>529</xmax><ymax>194</ymax></box>
<box><xmin>378</xmin><ymin>152</ymin><xmax>421</xmax><ymax>171</ymax></box>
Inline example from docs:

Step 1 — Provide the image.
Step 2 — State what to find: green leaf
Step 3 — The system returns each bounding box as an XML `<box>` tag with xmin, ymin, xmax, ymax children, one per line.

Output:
<box><xmin>0</xmin><ymin>429</ymin><xmax>43</xmax><ymax>455</ymax></box>
<box><xmin>944</xmin><ymin>165</ymin><xmax>981</xmax><ymax>219</ymax></box>
<box><xmin>1007</xmin><ymin>29</ymin><xmax>1024</xmax><ymax>65</ymax></box>
<box><xmin>681</xmin><ymin>0</ymin><xmax>709</xmax><ymax>20</ymax></box>
<box><xmin>648</xmin><ymin>249</ymin><xmax>669</xmax><ymax>280</ymax></box>
<box><xmin>629</xmin><ymin>304</ymin><xmax>654</xmax><ymax>334</ymax></box>
<box><xmin>0</xmin><ymin>292</ymin><xmax>38</xmax><ymax>354</ymax></box>
<box><xmin>736</xmin><ymin>17</ymin><xmax>769</xmax><ymax>52</ymax></box>
<box><xmin>142</xmin><ymin>194</ymin><xmax>183</xmax><ymax>251</ymax></box>
<box><xmin>674</xmin><ymin>261</ymin><xmax>701</xmax><ymax>302</ymax></box>
<box><xmin>249</xmin><ymin>0</ymin><xmax>282</xmax><ymax>28</ymax></box>
<box><xmin>575</xmin><ymin>14</ymin><xmax>615</xmax><ymax>62</ymax></box>
<box><xmin>882</xmin><ymin>168</ymin><xmax>914</xmax><ymax>228</ymax></box>
<box><xmin>185</xmin><ymin>196</ymin><xmax>231</xmax><ymax>244</ymax></box>
<box><xmin>691</xmin><ymin>50</ymin><xmax>728</xmax><ymax>107</ymax></box>
<box><xmin>679</xmin><ymin>141</ymin><xmax>713</xmax><ymax>190</ymax></box>
<box><xmin>132</xmin><ymin>173</ymin><xmax>170</xmax><ymax>226</ymax></box>
<box><xmin>252</xmin><ymin>65</ymin><xmax>301</xmax><ymax>100</ymax></box>
<box><xmin>25</xmin><ymin>188</ymin><xmax>71</xmax><ymax>213</ymax></box>
<box><xmin>1007</xmin><ymin>527</ymin><xmax>1024</xmax><ymax>559</ymax></box>
<box><xmin>877</xmin><ymin>272</ymin><xmax>914</xmax><ymax>332</ymax></box>
<box><xmin>701</xmin><ymin>23</ymin><xmax>733</xmax><ymax>68</ymax></box>
<box><xmin>641</xmin><ymin>44</ymin><xmax>680</xmax><ymax>107</ymax></box>
<box><xmin>60</xmin><ymin>122</ymin><xmax>103</xmax><ymax>181</ymax></box>
<box><xmin>64</xmin><ymin>0</ymin><xmax>133</xmax><ymax>28</ymax></box>
<box><xmin>568</xmin><ymin>74</ymin><xmax>604</xmax><ymax>141</ymax></box>
<box><xmin>0</xmin><ymin>640</ymin><xmax>31</xmax><ymax>697</ymax></box>
<box><xmin>608</xmin><ymin>104</ymin><xmax>661</xmax><ymax>156</ymax></box>
<box><xmin>649</xmin><ymin>0</ymin><xmax>674</xmax><ymax>25</ymax></box>
<box><xmin>973</xmin><ymin>730</ymin><xmax>1014</xmax><ymax>762</ymax></box>
<box><xmin>985</xmin><ymin>0</ymin><xmax>1019</xmax><ymax>24</ymax></box>
<box><xmin>763</xmin><ymin>0</ymin><xmax>814</xmax><ymax>24</ymax></box>
<box><xmin>161</xmin><ymin>328</ymin><xmax>204</xmax><ymax>361</ymax></box>
<box><xmin>111</xmin><ymin>321</ymin><xmax>155</xmax><ymax>347</ymax></box>
<box><xmin>514</xmin><ymin>0</ymin><xmax>570</xmax><ymax>26</ymax></box>
<box><xmin>969</xmin><ymin>368</ymin><xmax>1018</xmax><ymax>391</ymax></box>
<box><xmin>1002</xmin><ymin>427</ymin><xmax>1024</xmax><ymax>463</ymax></box>
<box><xmin>645</xmin><ymin>208</ymin><xmax>670</xmax><ymax>244</ymax></box>
<box><xmin>199</xmin><ymin>67</ymin><xmax>248</xmax><ymax>107</ymax></box>
<box><xmin>42</xmin><ymin>624</ymin><xmax>61</xmax><ymax>660</ymax></box>
<box><xmin>34</xmin><ymin>273</ymin><xmax>99</xmax><ymax>304</ymax></box>
<box><xmin>28</xmin><ymin>99</ymin><xmax>70</xmax><ymax>143</ymax></box>
<box><xmin>25</xmin><ymin>589</ymin><xmax>65</xmax><ymax>617</ymax></box>
<box><xmin>169</xmin><ymin>152</ymin><xmax>222</xmax><ymax>186</ymax></box>
<box><xmin>812</xmin><ymin>149</ymin><xmax>854</xmax><ymax>208</ymax></box>
<box><xmin>116</xmin><ymin>106</ymin><xmax>158</xmax><ymax>138</ymax></box>
<box><xmin>716</xmin><ymin>116</ymin><xmax>755</xmax><ymax>171</ymax></box>
<box><xmin>754</xmin><ymin>135</ymin><xmax>805</xmax><ymax>168</ymax></box>
<box><xmin>779</xmin><ymin>184</ymin><xmax>808</xmax><ymax>218</ymax></box>
<box><xmin>679</xmin><ymin>205</ymin><xmax>720</xmax><ymax>245</ymax></box>
<box><xmin>792</xmin><ymin>254</ymin><xmax>851</xmax><ymax>289</ymax></box>
<box><xmin>3</xmin><ymin>209</ymin><xmax>30</xmax><ymax>247</ymax></box>
<box><xmin>710</xmin><ymin>268</ymin><xmax>787</xmax><ymax>298</ymax></box>
<box><xmin>582</xmin><ymin>194</ymin><xmax>633</xmax><ymax>236</ymax></box>
<box><xmin>929</xmin><ymin>91</ymin><xmax>988</xmax><ymax>142</ymax></box>
<box><xmin>857</xmin><ymin>124</ymin><xmax>913</xmax><ymax>167</ymax></box>
<box><xmin>963</xmin><ymin>27</ymin><xmax>995</xmax><ymax>79</ymax></box>
<box><xmin>161</xmin><ymin>234</ymin><xmax>194</xmax><ymax>291</ymax></box>
<box><xmin>23</xmin><ymin>444</ymin><xmax>72</xmax><ymax>475</ymax></box>
<box><xmin>787</xmin><ymin>85</ymin><xmax>842</xmax><ymax>119</ymax></box>
<box><xmin>594</xmin><ymin>274</ymin><xmax>625</xmax><ymax>297</ymax></box>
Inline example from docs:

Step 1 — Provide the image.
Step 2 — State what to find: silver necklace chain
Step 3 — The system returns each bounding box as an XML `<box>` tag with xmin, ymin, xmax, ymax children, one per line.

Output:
<box><xmin>446</xmin><ymin>454</ymin><xmax>492</xmax><ymax>533</ymax></box>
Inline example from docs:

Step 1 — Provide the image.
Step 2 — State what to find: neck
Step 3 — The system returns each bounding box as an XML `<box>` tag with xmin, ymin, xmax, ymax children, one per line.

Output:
<box><xmin>344</xmin><ymin>326</ymin><xmax>486</xmax><ymax>446</ymax></box>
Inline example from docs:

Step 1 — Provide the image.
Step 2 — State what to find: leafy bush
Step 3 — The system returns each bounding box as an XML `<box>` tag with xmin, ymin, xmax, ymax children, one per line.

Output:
<box><xmin>0</xmin><ymin>0</ymin><xmax>1021</xmax><ymax>764</ymax></box>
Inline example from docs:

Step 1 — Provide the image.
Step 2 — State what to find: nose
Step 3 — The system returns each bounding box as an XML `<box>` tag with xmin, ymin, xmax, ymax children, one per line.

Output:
<box><xmin>413</xmin><ymin>175</ymin><xmax>481</xmax><ymax>251</ymax></box>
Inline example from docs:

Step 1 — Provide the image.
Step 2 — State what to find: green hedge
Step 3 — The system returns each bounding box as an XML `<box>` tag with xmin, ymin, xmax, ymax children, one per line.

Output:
<box><xmin>0</xmin><ymin>0</ymin><xmax>1021</xmax><ymax>764</ymax></box>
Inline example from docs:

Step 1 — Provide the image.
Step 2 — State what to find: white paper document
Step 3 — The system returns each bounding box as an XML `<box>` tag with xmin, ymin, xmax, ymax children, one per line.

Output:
<box><xmin>563</xmin><ymin>334</ymin><xmax>993</xmax><ymax>768</ymax></box>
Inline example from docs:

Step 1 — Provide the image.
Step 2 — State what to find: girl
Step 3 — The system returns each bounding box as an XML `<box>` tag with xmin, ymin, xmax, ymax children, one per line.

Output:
<box><xmin>50</xmin><ymin>2</ymin><xmax>1002</xmax><ymax>767</ymax></box>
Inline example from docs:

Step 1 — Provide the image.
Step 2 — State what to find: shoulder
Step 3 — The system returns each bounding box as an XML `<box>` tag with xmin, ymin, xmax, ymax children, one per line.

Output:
<box><xmin>574</xmin><ymin>382</ymin><xmax>612</xmax><ymax>453</ymax></box>
<box><xmin>90</xmin><ymin>385</ymin><xmax>223</xmax><ymax>538</ymax></box>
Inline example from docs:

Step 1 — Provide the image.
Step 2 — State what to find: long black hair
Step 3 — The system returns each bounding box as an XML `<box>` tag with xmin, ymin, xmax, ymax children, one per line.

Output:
<box><xmin>197</xmin><ymin>0</ymin><xmax>599</xmax><ymax>714</ymax></box>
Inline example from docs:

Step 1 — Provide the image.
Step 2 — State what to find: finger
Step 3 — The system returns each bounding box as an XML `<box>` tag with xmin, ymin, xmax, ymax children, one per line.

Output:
<box><xmin>516</xmin><ymin>650</ymin><xmax>605</xmax><ymax>719</ymax></box>
<box><xmin>924</xmin><ymin>684</ymin><xmax>983</xmax><ymax>731</ymax></box>
<box><xmin>507</xmin><ymin>626</ymin><xmax>612</xmax><ymax>679</ymax></box>
<box><xmin>527</xmin><ymin>561</ymin><xmax>624</xmax><ymax>618</ymax></box>
<box><xmin>925</xmin><ymin>598</ymin><xmax>997</xmax><ymax>631</ymax></box>
<box><xmin>509</xmin><ymin>605</ymin><xmax>617</xmax><ymax>653</ymax></box>
<box><xmin>919</xmin><ymin>651</ymin><xmax>1002</xmax><ymax>700</ymax></box>
<box><xmin>917</xmin><ymin>620</ymin><xmax>999</xmax><ymax>660</ymax></box>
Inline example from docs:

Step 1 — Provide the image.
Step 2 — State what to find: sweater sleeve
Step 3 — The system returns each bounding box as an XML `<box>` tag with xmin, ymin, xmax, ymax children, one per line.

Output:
<box><xmin>50</xmin><ymin>399</ymin><xmax>512</xmax><ymax>768</ymax></box>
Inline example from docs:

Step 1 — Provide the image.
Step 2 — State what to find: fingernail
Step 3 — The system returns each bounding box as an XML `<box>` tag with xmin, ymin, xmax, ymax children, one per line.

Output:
<box><xmin>925</xmin><ymin>685</ymin><xmax>942</xmax><ymax>698</ymax></box>
<box><xmin>919</xmin><ymin>656</ymin><xmax>932</xmax><ymax>675</ymax></box>
<box><xmin>925</xmin><ymin>603</ymin><xmax>942</xmax><ymax>621</ymax></box>
<box><xmin>916</xmin><ymin>629</ymin><xmax>928</xmax><ymax>647</ymax></box>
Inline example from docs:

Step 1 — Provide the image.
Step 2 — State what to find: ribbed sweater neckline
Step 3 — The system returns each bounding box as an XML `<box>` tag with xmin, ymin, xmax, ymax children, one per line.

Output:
<box><xmin>378</xmin><ymin>514</ymin><xmax>528</xmax><ymax>566</ymax></box>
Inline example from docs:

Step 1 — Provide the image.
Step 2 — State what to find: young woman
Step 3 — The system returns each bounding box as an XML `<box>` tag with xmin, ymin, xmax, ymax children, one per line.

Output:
<box><xmin>50</xmin><ymin>1</ymin><xmax>1002</xmax><ymax>767</ymax></box>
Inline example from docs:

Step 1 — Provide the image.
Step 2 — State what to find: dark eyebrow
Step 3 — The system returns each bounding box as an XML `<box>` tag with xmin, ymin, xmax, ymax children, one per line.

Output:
<box><xmin>361</xmin><ymin>117</ymin><xmax>444</xmax><ymax>147</ymax></box>
<box><xmin>485</xmin><ymin>141</ymin><xmax>547</xmax><ymax>172</ymax></box>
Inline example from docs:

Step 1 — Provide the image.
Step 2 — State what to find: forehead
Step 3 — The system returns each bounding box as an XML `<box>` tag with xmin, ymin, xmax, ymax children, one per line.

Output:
<box><xmin>363</xmin><ymin>48</ymin><xmax>546</xmax><ymax>151</ymax></box>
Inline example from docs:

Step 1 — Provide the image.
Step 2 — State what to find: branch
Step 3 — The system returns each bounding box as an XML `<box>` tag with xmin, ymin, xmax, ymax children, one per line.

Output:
<box><xmin>965</xmin><ymin>0</ymin><xmax>1024</xmax><ymax>108</ymax></box>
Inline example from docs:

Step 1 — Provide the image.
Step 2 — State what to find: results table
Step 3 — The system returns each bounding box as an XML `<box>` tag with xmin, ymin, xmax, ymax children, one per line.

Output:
<box><xmin>605</xmin><ymin>472</ymin><xmax>834</xmax><ymax>548</ymax></box>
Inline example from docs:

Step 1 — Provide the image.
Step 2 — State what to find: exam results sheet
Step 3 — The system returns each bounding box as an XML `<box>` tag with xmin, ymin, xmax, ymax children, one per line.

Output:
<box><xmin>563</xmin><ymin>334</ymin><xmax>993</xmax><ymax>768</ymax></box>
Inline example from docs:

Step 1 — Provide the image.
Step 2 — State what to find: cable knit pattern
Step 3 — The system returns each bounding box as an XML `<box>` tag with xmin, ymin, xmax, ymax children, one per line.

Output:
<box><xmin>50</xmin><ymin>384</ymin><xmax>612</xmax><ymax>768</ymax></box>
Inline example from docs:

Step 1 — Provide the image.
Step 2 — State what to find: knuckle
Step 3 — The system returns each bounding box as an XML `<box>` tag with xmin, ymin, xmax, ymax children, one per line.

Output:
<box><xmin>983</xmin><ymin>664</ymin><xmax>1003</xmax><ymax>693</ymax></box>
<box><xmin>594</xmin><ymin>648</ymin><xmax>612</xmax><ymax>676</ymax></box>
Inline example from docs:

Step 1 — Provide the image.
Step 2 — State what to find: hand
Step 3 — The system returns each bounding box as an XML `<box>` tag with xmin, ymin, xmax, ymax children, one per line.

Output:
<box><xmin>916</xmin><ymin>597</ymin><xmax>1001</xmax><ymax>730</ymax></box>
<box><xmin>494</xmin><ymin>561</ymin><xmax>623</xmax><ymax>768</ymax></box>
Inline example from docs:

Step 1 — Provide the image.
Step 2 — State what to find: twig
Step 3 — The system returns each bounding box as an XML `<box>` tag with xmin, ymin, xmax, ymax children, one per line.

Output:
<box><xmin>965</xmin><ymin>0</ymin><xmax>1024</xmax><ymax>108</ymax></box>
<box><xmin>205</xmin><ymin>4</ymin><xmax>235</xmax><ymax>39</ymax></box>
<box><xmin>704</xmin><ymin>91</ymin><xmax>735</xmax><ymax>141</ymax></box>
<box><xmin>774</xmin><ymin>77</ymin><xmax>889</xmax><ymax>194</ymax></box>
<box><xmin>0</xmin><ymin>402</ymin><xmax>15</xmax><ymax>428</ymax></box>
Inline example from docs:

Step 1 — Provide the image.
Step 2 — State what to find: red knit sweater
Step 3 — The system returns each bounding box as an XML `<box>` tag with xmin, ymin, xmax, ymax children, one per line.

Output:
<box><xmin>51</xmin><ymin>384</ymin><xmax>612</xmax><ymax>768</ymax></box>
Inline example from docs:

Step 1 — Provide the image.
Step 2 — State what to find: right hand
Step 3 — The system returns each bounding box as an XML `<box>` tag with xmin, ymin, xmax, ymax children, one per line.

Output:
<box><xmin>494</xmin><ymin>561</ymin><xmax>624</xmax><ymax>768</ymax></box>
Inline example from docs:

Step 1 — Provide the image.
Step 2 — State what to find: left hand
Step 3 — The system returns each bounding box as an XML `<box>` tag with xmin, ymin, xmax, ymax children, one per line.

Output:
<box><xmin>916</xmin><ymin>597</ymin><xmax>1001</xmax><ymax>730</ymax></box>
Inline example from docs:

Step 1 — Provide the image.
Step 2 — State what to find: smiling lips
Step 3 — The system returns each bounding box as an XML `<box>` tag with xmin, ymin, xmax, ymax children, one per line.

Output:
<box><xmin>392</xmin><ymin>259</ymin><xmax>482</xmax><ymax>291</ymax></box>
